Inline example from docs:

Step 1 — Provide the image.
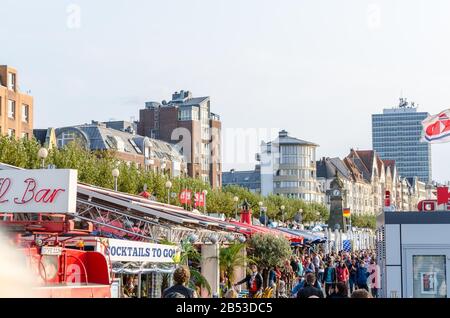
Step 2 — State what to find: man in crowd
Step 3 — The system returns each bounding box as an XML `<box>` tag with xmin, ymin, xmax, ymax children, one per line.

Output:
<box><xmin>163</xmin><ymin>266</ymin><xmax>198</xmax><ymax>298</ymax></box>
<box><xmin>297</xmin><ymin>273</ymin><xmax>324</xmax><ymax>298</ymax></box>
<box><xmin>349</xmin><ymin>258</ymin><xmax>358</xmax><ymax>294</ymax></box>
<box><xmin>234</xmin><ymin>264</ymin><xmax>263</xmax><ymax>298</ymax></box>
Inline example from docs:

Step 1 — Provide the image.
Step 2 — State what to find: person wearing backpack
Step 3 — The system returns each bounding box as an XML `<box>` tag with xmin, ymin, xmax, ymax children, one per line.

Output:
<box><xmin>234</xmin><ymin>264</ymin><xmax>263</xmax><ymax>298</ymax></box>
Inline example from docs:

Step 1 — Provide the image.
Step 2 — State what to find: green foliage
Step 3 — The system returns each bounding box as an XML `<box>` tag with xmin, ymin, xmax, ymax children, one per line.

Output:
<box><xmin>351</xmin><ymin>214</ymin><xmax>376</xmax><ymax>230</ymax></box>
<box><xmin>176</xmin><ymin>241</ymin><xmax>210</xmax><ymax>295</ymax></box>
<box><xmin>246</xmin><ymin>233</ymin><xmax>292</xmax><ymax>270</ymax></box>
<box><xmin>0</xmin><ymin>136</ymin><xmax>329</xmax><ymax>222</ymax></box>
<box><xmin>219</xmin><ymin>243</ymin><xmax>249</xmax><ymax>289</ymax></box>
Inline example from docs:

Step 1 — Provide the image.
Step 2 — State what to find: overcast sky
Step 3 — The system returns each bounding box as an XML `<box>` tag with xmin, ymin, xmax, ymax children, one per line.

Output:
<box><xmin>2</xmin><ymin>0</ymin><xmax>450</xmax><ymax>182</ymax></box>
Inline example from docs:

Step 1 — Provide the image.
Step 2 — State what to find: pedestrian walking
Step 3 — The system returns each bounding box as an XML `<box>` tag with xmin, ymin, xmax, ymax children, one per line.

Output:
<box><xmin>322</xmin><ymin>259</ymin><xmax>337</xmax><ymax>297</ymax></box>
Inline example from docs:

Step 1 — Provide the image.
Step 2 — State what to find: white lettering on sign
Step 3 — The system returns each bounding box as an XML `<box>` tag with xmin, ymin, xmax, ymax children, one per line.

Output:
<box><xmin>0</xmin><ymin>169</ymin><xmax>77</xmax><ymax>213</ymax></box>
<box><xmin>105</xmin><ymin>239</ymin><xmax>179</xmax><ymax>263</ymax></box>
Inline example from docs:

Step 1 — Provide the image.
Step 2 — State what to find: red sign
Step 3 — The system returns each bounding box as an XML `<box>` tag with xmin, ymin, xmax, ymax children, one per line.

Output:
<box><xmin>179</xmin><ymin>189</ymin><xmax>192</xmax><ymax>205</ymax></box>
<box><xmin>385</xmin><ymin>190</ymin><xmax>391</xmax><ymax>207</ymax></box>
<box><xmin>194</xmin><ymin>192</ymin><xmax>205</xmax><ymax>208</ymax></box>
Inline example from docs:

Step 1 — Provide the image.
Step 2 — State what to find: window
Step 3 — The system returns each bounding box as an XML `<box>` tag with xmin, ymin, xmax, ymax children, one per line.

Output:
<box><xmin>413</xmin><ymin>255</ymin><xmax>446</xmax><ymax>298</ymax></box>
<box><xmin>21</xmin><ymin>132</ymin><xmax>29</xmax><ymax>140</ymax></box>
<box><xmin>8</xmin><ymin>100</ymin><xmax>15</xmax><ymax>119</ymax></box>
<box><xmin>129</xmin><ymin>139</ymin><xmax>142</xmax><ymax>154</ymax></box>
<box><xmin>7</xmin><ymin>73</ymin><xmax>16</xmax><ymax>90</ymax></box>
<box><xmin>7</xmin><ymin>128</ymin><xmax>15</xmax><ymax>138</ymax></box>
<box><xmin>22</xmin><ymin>104</ymin><xmax>29</xmax><ymax>122</ymax></box>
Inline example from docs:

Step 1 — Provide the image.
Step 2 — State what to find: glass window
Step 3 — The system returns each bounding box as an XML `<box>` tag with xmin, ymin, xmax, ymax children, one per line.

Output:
<box><xmin>22</xmin><ymin>104</ymin><xmax>29</xmax><ymax>122</ymax></box>
<box><xmin>7</xmin><ymin>72</ymin><xmax>15</xmax><ymax>90</ymax></box>
<box><xmin>413</xmin><ymin>255</ymin><xmax>446</xmax><ymax>298</ymax></box>
<box><xmin>7</xmin><ymin>128</ymin><xmax>15</xmax><ymax>138</ymax></box>
<box><xmin>8</xmin><ymin>100</ymin><xmax>15</xmax><ymax>119</ymax></box>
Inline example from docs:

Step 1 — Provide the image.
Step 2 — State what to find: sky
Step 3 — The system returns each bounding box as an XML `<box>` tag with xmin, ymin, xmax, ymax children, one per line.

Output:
<box><xmin>2</xmin><ymin>0</ymin><xmax>450</xmax><ymax>182</ymax></box>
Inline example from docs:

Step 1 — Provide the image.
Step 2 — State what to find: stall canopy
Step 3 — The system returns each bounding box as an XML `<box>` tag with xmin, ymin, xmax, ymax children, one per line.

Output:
<box><xmin>228</xmin><ymin>220</ymin><xmax>303</xmax><ymax>244</ymax></box>
<box><xmin>278</xmin><ymin>228</ymin><xmax>326</xmax><ymax>245</ymax></box>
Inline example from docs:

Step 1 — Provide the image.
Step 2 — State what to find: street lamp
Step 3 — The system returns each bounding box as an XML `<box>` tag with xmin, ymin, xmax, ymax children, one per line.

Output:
<box><xmin>280</xmin><ymin>205</ymin><xmax>285</xmax><ymax>224</ymax></box>
<box><xmin>38</xmin><ymin>147</ymin><xmax>48</xmax><ymax>169</ymax></box>
<box><xmin>165</xmin><ymin>180</ymin><xmax>172</xmax><ymax>204</ymax></box>
<box><xmin>258</xmin><ymin>201</ymin><xmax>267</xmax><ymax>226</ymax></box>
<box><xmin>233</xmin><ymin>196</ymin><xmax>239</xmax><ymax>220</ymax></box>
<box><xmin>202</xmin><ymin>189</ymin><xmax>208</xmax><ymax>214</ymax></box>
<box><xmin>112</xmin><ymin>168</ymin><xmax>120</xmax><ymax>191</ymax></box>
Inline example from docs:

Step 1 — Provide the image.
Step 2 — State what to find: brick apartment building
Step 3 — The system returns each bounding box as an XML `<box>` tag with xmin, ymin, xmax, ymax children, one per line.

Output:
<box><xmin>138</xmin><ymin>90</ymin><xmax>222</xmax><ymax>188</ymax></box>
<box><xmin>0</xmin><ymin>65</ymin><xmax>33</xmax><ymax>138</ymax></box>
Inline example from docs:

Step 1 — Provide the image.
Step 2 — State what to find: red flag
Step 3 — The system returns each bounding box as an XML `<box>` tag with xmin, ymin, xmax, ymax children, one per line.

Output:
<box><xmin>179</xmin><ymin>190</ymin><xmax>192</xmax><ymax>204</ymax></box>
<box><xmin>437</xmin><ymin>186</ymin><xmax>449</xmax><ymax>205</ymax></box>
<box><xmin>194</xmin><ymin>192</ymin><xmax>205</xmax><ymax>207</ymax></box>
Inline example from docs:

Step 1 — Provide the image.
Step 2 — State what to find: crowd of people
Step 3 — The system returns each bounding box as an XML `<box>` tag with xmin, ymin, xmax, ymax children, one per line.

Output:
<box><xmin>161</xmin><ymin>248</ymin><xmax>379</xmax><ymax>299</ymax></box>
<box><xmin>232</xmin><ymin>248</ymin><xmax>379</xmax><ymax>299</ymax></box>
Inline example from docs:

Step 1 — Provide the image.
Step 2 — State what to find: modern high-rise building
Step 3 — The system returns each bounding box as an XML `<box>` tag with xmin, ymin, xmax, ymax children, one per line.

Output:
<box><xmin>138</xmin><ymin>90</ymin><xmax>222</xmax><ymax>188</ymax></box>
<box><xmin>372</xmin><ymin>98</ymin><xmax>431</xmax><ymax>183</ymax></box>
<box><xmin>0</xmin><ymin>65</ymin><xmax>33</xmax><ymax>139</ymax></box>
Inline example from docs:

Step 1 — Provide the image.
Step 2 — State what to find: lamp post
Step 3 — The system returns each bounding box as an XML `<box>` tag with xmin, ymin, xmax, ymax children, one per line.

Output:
<box><xmin>280</xmin><ymin>205</ymin><xmax>285</xmax><ymax>224</ymax></box>
<box><xmin>38</xmin><ymin>147</ymin><xmax>48</xmax><ymax>169</ymax></box>
<box><xmin>165</xmin><ymin>180</ymin><xmax>172</xmax><ymax>204</ymax></box>
<box><xmin>233</xmin><ymin>196</ymin><xmax>239</xmax><ymax>220</ymax></box>
<box><xmin>202</xmin><ymin>189</ymin><xmax>208</xmax><ymax>214</ymax></box>
<box><xmin>112</xmin><ymin>168</ymin><xmax>120</xmax><ymax>191</ymax></box>
<box><xmin>258</xmin><ymin>201</ymin><xmax>267</xmax><ymax>226</ymax></box>
<box><xmin>298</xmin><ymin>209</ymin><xmax>303</xmax><ymax>229</ymax></box>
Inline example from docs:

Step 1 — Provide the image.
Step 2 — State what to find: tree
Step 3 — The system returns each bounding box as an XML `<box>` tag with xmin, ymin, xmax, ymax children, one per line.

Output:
<box><xmin>177</xmin><ymin>241</ymin><xmax>211</xmax><ymax>296</ymax></box>
<box><xmin>219</xmin><ymin>243</ymin><xmax>249</xmax><ymax>290</ymax></box>
<box><xmin>351</xmin><ymin>214</ymin><xmax>376</xmax><ymax>230</ymax></box>
<box><xmin>0</xmin><ymin>136</ymin><xmax>331</xmax><ymax>223</ymax></box>
<box><xmin>246</xmin><ymin>233</ymin><xmax>292</xmax><ymax>286</ymax></box>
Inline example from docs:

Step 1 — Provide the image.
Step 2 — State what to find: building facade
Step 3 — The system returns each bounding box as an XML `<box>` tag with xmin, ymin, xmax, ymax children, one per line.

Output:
<box><xmin>222</xmin><ymin>166</ymin><xmax>261</xmax><ymax>193</ymax></box>
<box><xmin>0</xmin><ymin>65</ymin><xmax>33</xmax><ymax>139</ymax></box>
<box><xmin>345</xmin><ymin>149</ymin><xmax>386</xmax><ymax>215</ymax></box>
<box><xmin>258</xmin><ymin>130</ymin><xmax>324</xmax><ymax>203</ymax></box>
<box><xmin>317</xmin><ymin>157</ymin><xmax>373</xmax><ymax>215</ymax></box>
<box><xmin>138</xmin><ymin>90</ymin><xmax>221</xmax><ymax>188</ymax></box>
<box><xmin>34</xmin><ymin>122</ymin><xmax>186</xmax><ymax>177</ymax></box>
<box><xmin>372</xmin><ymin>98</ymin><xmax>431</xmax><ymax>183</ymax></box>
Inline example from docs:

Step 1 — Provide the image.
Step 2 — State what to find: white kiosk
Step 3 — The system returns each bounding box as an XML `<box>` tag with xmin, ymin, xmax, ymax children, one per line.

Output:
<box><xmin>377</xmin><ymin>212</ymin><xmax>450</xmax><ymax>298</ymax></box>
